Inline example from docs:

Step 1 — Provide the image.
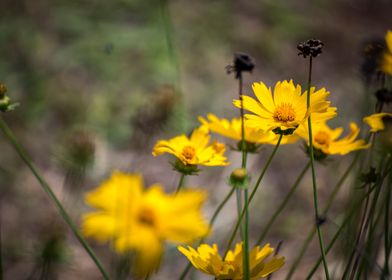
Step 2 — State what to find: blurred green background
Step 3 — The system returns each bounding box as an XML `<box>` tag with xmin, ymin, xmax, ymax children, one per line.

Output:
<box><xmin>0</xmin><ymin>0</ymin><xmax>391</xmax><ymax>279</ymax></box>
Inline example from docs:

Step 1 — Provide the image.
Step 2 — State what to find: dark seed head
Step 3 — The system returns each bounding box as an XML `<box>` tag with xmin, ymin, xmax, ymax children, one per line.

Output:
<box><xmin>361</xmin><ymin>39</ymin><xmax>386</xmax><ymax>83</ymax></box>
<box><xmin>297</xmin><ymin>39</ymin><xmax>324</xmax><ymax>58</ymax></box>
<box><xmin>375</xmin><ymin>88</ymin><xmax>392</xmax><ymax>104</ymax></box>
<box><xmin>226</xmin><ymin>52</ymin><xmax>255</xmax><ymax>78</ymax></box>
<box><xmin>316</xmin><ymin>215</ymin><xmax>327</xmax><ymax>226</ymax></box>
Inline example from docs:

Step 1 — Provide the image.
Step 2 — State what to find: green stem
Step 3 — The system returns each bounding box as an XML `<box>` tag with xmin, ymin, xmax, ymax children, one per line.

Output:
<box><xmin>238</xmin><ymin>71</ymin><xmax>250</xmax><ymax>280</ymax></box>
<box><xmin>256</xmin><ymin>161</ymin><xmax>311</xmax><ymax>245</ymax></box>
<box><xmin>354</xmin><ymin>158</ymin><xmax>392</xmax><ymax>279</ymax></box>
<box><xmin>306</xmin><ymin>56</ymin><xmax>330</xmax><ymax>280</ymax></box>
<box><xmin>305</xmin><ymin>187</ymin><xmax>377</xmax><ymax>279</ymax></box>
<box><xmin>305</xmin><ymin>159</ymin><xmax>391</xmax><ymax>279</ymax></box>
<box><xmin>224</xmin><ymin>134</ymin><xmax>283</xmax><ymax>257</ymax></box>
<box><xmin>175</xmin><ymin>173</ymin><xmax>186</xmax><ymax>193</ymax></box>
<box><xmin>382</xmin><ymin>173</ymin><xmax>391</xmax><ymax>278</ymax></box>
<box><xmin>0</xmin><ymin>201</ymin><xmax>2</xmax><ymax>280</ymax></box>
<box><xmin>243</xmin><ymin>189</ymin><xmax>250</xmax><ymax>280</ymax></box>
<box><xmin>349</xmin><ymin>156</ymin><xmax>389</xmax><ymax>279</ymax></box>
<box><xmin>284</xmin><ymin>136</ymin><xmax>361</xmax><ymax>280</ymax></box>
<box><xmin>178</xmin><ymin>187</ymin><xmax>236</xmax><ymax>280</ymax></box>
<box><xmin>0</xmin><ymin>117</ymin><xmax>110</xmax><ymax>280</ymax></box>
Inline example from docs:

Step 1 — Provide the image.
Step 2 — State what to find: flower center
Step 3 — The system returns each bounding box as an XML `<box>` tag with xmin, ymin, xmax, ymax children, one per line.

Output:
<box><xmin>138</xmin><ymin>207</ymin><xmax>155</xmax><ymax>227</ymax></box>
<box><xmin>273</xmin><ymin>103</ymin><xmax>296</xmax><ymax>123</ymax></box>
<box><xmin>314</xmin><ymin>131</ymin><xmax>330</xmax><ymax>146</ymax></box>
<box><xmin>182</xmin><ymin>146</ymin><xmax>196</xmax><ymax>160</ymax></box>
<box><xmin>212</xmin><ymin>141</ymin><xmax>225</xmax><ymax>153</ymax></box>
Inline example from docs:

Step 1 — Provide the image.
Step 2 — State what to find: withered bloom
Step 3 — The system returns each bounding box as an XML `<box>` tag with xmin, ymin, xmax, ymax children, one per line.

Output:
<box><xmin>226</xmin><ymin>52</ymin><xmax>255</xmax><ymax>78</ymax></box>
<box><xmin>297</xmin><ymin>39</ymin><xmax>324</xmax><ymax>58</ymax></box>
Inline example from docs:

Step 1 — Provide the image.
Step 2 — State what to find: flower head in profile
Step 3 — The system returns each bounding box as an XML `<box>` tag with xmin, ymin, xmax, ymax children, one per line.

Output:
<box><xmin>296</xmin><ymin>121</ymin><xmax>369</xmax><ymax>156</ymax></box>
<box><xmin>380</xmin><ymin>30</ymin><xmax>392</xmax><ymax>75</ymax></box>
<box><xmin>233</xmin><ymin>80</ymin><xmax>336</xmax><ymax>134</ymax></box>
<box><xmin>82</xmin><ymin>171</ymin><xmax>209</xmax><ymax>277</ymax></box>
<box><xmin>152</xmin><ymin>126</ymin><xmax>229</xmax><ymax>168</ymax></box>
<box><xmin>363</xmin><ymin>112</ymin><xmax>392</xmax><ymax>133</ymax></box>
<box><xmin>199</xmin><ymin>113</ymin><xmax>298</xmax><ymax>146</ymax></box>
<box><xmin>178</xmin><ymin>242</ymin><xmax>284</xmax><ymax>279</ymax></box>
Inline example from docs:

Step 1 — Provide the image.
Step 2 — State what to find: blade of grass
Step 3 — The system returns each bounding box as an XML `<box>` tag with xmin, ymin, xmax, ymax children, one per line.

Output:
<box><xmin>0</xmin><ymin>117</ymin><xmax>110</xmax><ymax>280</ymax></box>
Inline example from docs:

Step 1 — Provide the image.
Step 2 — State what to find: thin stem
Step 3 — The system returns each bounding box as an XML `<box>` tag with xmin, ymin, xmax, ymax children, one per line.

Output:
<box><xmin>285</xmin><ymin>155</ymin><xmax>359</xmax><ymax>280</ymax></box>
<box><xmin>224</xmin><ymin>134</ymin><xmax>283</xmax><ymax>257</ymax></box>
<box><xmin>0</xmin><ymin>117</ymin><xmax>110</xmax><ymax>280</ymax></box>
<box><xmin>305</xmin><ymin>187</ymin><xmax>377</xmax><ymax>279</ymax></box>
<box><xmin>256</xmin><ymin>161</ymin><xmax>311</xmax><ymax>245</ymax></box>
<box><xmin>306</xmin><ymin>56</ymin><xmax>330</xmax><ymax>280</ymax></box>
<box><xmin>0</xmin><ymin>200</ymin><xmax>2</xmax><ymax>280</ymax></box>
<box><xmin>349</xmin><ymin>156</ymin><xmax>389</xmax><ymax>279</ymax></box>
<box><xmin>243</xmin><ymin>189</ymin><xmax>250</xmax><ymax>280</ymax></box>
<box><xmin>353</xmin><ymin>157</ymin><xmax>392</xmax><ymax>279</ymax></box>
<box><xmin>238</xmin><ymin>70</ymin><xmax>250</xmax><ymax>280</ymax></box>
<box><xmin>178</xmin><ymin>187</ymin><xmax>236</xmax><ymax>280</ymax></box>
<box><xmin>305</xmin><ymin>158</ymin><xmax>391</xmax><ymax>279</ymax></box>
<box><xmin>382</xmin><ymin>173</ymin><xmax>391</xmax><ymax>278</ymax></box>
<box><xmin>175</xmin><ymin>173</ymin><xmax>186</xmax><ymax>193</ymax></box>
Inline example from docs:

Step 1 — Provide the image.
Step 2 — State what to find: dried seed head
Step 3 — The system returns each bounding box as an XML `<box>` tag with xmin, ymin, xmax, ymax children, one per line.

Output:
<box><xmin>361</xmin><ymin>39</ymin><xmax>385</xmax><ymax>83</ymax></box>
<box><xmin>375</xmin><ymin>88</ymin><xmax>392</xmax><ymax>104</ymax></box>
<box><xmin>297</xmin><ymin>39</ymin><xmax>324</xmax><ymax>58</ymax></box>
<box><xmin>226</xmin><ymin>52</ymin><xmax>255</xmax><ymax>78</ymax></box>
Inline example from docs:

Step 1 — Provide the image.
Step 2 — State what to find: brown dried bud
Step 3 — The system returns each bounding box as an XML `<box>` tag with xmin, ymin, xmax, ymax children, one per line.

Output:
<box><xmin>375</xmin><ymin>88</ymin><xmax>392</xmax><ymax>104</ymax></box>
<box><xmin>0</xmin><ymin>83</ymin><xmax>7</xmax><ymax>98</ymax></box>
<box><xmin>297</xmin><ymin>39</ymin><xmax>324</xmax><ymax>58</ymax></box>
<box><xmin>226</xmin><ymin>52</ymin><xmax>255</xmax><ymax>78</ymax></box>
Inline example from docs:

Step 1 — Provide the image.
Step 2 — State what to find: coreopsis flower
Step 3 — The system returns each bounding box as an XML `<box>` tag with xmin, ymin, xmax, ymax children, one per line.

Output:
<box><xmin>296</xmin><ymin>121</ymin><xmax>369</xmax><ymax>156</ymax></box>
<box><xmin>82</xmin><ymin>171</ymin><xmax>209</xmax><ymax>276</ymax></box>
<box><xmin>152</xmin><ymin>126</ymin><xmax>229</xmax><ymax>167</ymax></box>
<box><xmin>199</xmin><ymin>113</ymin><xmax>299</xmax><ymax>146</ymax></box>
<box><xmin>178</xmin><ymin>242</ymin><xmax>284</xmax><ymax>279</ymax></box>
<box><xmin>363</xmin><ymin>112</ymin><xmax>392</xmax><ymax>132</ymax></box>
<box><xmin>233</xmin><ymin>80</ymin><xmax>337</xmax><ymax>134</ymax></box>
<box><xmin>380</xmin><ymin>30</ymin><xmax>392</xmax><ymax>75</ymax></box>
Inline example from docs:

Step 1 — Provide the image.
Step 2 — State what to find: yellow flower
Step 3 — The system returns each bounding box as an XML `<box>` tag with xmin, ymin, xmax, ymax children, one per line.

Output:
<box><xmin>82</xmin><ymin>171</ymin><xmax>209</xmax><ymax>276</ymax></box>
<box><xmin>233</xmin><ymin>80</ymin><xmax>337</xmax><ymax>133</ymax></box>
<box><xmin>152</xmin><ymin>126</ymin><xmax>229</xmax><ymax>166</ymax></box>
<box><xmin>296</xmin><ymin>121</ymin><xmax>369</xmax><ymax>155</ymax></box>
<box><xmin>363</xmin><ymin>112</ymin><xmax>392</xmax><ymax>132</ymax></box>
<box><xmin>380</xmin><ymin>30</ymin><xmax>392</xmax><ymax>75</ymax></box>
<box><xmin>199</xmin><ymin>113</ymin><xmax>298</xmax><ymax>145</ymax></box>
<box><xmin>178</xmin><ymin>242</ymin><xmax>284</xmax><ymax>279</ymax></box>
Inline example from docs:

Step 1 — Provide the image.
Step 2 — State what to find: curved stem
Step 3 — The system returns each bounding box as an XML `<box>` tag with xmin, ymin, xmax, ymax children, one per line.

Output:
<box><xmin>256</xmin><ymin>161</ymin><xmax>310</xmax><ymax>245</ymax></box>
<box><xmin>306</xmin><ymin>56</ymin><xmax>330</xmax><ymax>280</ymax></box>
<box><xmin>0</xmin><ymin>117</ymin><xmax>110</xmax><ymax>280</ymax></box>
<box><xmin>175</xmin><ymin>173</ymin><xmax>186</xmax><ymax>193</ymax></box>
<box><xmin>224</xmin><ymin>134</ymin><xmax>283</xmax><ymax>257</ymax></box>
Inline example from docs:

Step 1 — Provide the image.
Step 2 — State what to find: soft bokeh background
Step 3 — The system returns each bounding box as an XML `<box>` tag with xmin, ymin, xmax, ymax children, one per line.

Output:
<box><xmin>0</xmin><ymin>0</ymin><xmax>391</xmax><ymax>279</ymax></box>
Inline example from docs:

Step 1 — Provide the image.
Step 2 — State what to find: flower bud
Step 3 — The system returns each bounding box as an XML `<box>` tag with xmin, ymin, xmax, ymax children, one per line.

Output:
<box><xmin>0</xmin><ymin>83</ymin><xmax>7</xmax><ymax>98</ymax></box>
<box><xmin>229</xmin><ymin>168</ymin><xmax>249</xmax><ymax>189</ymax></box>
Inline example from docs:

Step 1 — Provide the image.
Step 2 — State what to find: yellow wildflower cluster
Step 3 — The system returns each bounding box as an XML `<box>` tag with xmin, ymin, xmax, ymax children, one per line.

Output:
<box><xmin>178</xmin><ymin>242</ymin><xmax>284</xmax><ymax>279</ymax></box>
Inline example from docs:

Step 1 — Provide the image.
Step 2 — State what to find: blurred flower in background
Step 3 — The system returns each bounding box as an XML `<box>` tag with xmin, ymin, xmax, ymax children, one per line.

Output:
<box><xmin>363</xmin><ymin>112</ymin><xmax>392</xmax><ymax>132</ymax></box>
<box><xmin>82</xmin><ymin>171</ymin><xmax>209</xmax><ymax>276</ymax></box>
